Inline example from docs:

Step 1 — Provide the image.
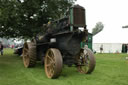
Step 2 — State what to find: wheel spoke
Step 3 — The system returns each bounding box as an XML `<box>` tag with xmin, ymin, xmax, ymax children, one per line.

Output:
<box><xmin>24</xmin><ymin>48</ymin><xmax>28</xmax><ymax>52</ymax></box>
<box><xmin>48</xmin><ymin>65</ymin><xmax>54</xmax><ymax>76</ymax></box>
<box><xmin>47</xmin><ymin>55</ymin><xmax>53</xmax><ymax>61</ymax></box>
<box><xmin>47</xmin><ymin>55</ymin><xmax>55</xmax><ymax>63</ymax></box>
<box><xmin>82</xmin><ymin>67</ymin><xmax>88</xmax><ymax>72</ymax></box>
<box><xmin>46</xmin><ymin>62</ymin><xmax>52</xmax><ymax>67</ymax></box>
<box><xmin>51</xmin><ymin>68</ymin><xmax>54</xmax><ymax>74</ymax></box>
<box><xmin>24</xmin><ymin>53</ymin><xmax>29</xmax><ymax>57</ymax></box>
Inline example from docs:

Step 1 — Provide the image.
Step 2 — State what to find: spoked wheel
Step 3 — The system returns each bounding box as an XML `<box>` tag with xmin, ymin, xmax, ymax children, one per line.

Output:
<box><xmin>22</xmin><ymin>42</ymin><xmax>36</xmax><ymax>68</ymax></box>
<box><xmin>45</xmin><ymin>48</ymin><xmax>63</xmax><ymax>79</ymax></box>
<box><xmin>77</xmin><ymin>48</ymin><xmax>96</xmax><ymax>74</ymax></box>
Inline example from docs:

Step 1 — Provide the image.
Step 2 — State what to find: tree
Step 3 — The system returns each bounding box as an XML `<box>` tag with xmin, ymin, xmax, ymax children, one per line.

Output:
<box><xmin>92</xmin><ymin>22</ymin><xmax>104</xmax><ymax>36</ymax></box>
<box><xmin>122</xmin><ymin>25</ymin><xmax>128</xmax><ymax>28</ymax></box>
<box><xmin>0</xmin><ymin>0</ymin><xmax>76</xmax><ymax>38</ymax></box>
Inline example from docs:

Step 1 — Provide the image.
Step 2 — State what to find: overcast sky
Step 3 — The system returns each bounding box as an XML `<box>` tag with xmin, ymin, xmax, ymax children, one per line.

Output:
<box><xmin>76</xmin><ymin>0</ymin><xmax>128</xmax><ymax>43</ymax></box>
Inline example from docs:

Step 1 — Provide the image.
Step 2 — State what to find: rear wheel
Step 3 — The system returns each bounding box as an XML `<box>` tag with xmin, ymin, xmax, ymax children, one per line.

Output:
<box><xmin>45</xmin><ymin>48</ymin><xmax>63</xmax><ymax>79</ymax></box>
<box><xmin>22</xmin><ymin>42</ymin><xmax>36</xmax><ymax>68</ymax></box>
<box><xmin>77</xmin><ymin>48</ymin><xmax>96</xmax><ymax>74</ymax></box>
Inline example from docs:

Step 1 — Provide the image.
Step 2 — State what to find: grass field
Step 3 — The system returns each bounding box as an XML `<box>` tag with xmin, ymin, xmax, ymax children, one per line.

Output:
<box><xmin>0</xmin><ymin>48</ymin><xmax>128</xmax><ymax>85</ymax></box>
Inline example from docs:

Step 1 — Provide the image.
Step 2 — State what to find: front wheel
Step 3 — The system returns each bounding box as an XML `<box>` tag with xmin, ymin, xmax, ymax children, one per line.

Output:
<box><xmin>44</xmin><ymin>48</ymin><xmax>63</xmax><ymax>79</ymax></box>
<box><xmin>77</xmin><ymin>48</ymin><xmax>96</xmax><ymax>74</ymax></box>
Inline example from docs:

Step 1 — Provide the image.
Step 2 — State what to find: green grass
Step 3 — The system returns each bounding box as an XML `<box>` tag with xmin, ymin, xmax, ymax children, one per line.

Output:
<box><xmin>0</xmin><ymin>49</ymin><xmax>128</xmax><ymax>85</ymax></box>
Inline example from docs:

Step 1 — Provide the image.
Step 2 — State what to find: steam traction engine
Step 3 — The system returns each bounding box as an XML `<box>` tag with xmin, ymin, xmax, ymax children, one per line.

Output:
<box><xmin>22</xmin><ymin>5</ymin><xmax>96</xmax><ymax>79</ymax></box>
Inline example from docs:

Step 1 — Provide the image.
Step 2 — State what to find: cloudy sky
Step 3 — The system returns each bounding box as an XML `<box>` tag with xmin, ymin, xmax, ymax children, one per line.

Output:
<box><xmin>76</xmin><ymin>0</ymin><xmax>128</xmax><ymax>43</ymax></box>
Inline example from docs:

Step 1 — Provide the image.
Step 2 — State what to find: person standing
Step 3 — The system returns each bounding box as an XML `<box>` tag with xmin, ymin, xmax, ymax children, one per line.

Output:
<box><xmin>100</xmin><ymin>45</ymin><xmax>103</xmax><ymax>53</ymax></box>
<box><xmin>0</xmin><ymin>42</ymin><xmax>4</xmax><ymax>55</ymax></box>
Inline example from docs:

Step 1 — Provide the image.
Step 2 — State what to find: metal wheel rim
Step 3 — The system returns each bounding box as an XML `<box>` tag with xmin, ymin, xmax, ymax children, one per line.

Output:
<box><xmin>77</xmin><ymin>48</ymin><xmax>96</xmax><ymax>74</ymax></box>
<box><xmin>23</xmin><ymin>43</ymin><xmax>30</xmax><ymax>67</ymax></box>
<box><xmin>45</xmin><ymin>48</ymin><xmax>63</xmax><ymax>79</ymax></box>
<box><xmin>45</xmin><ymin>50</ymin><xmax>55</xmax><ymax>78</ymax></box>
